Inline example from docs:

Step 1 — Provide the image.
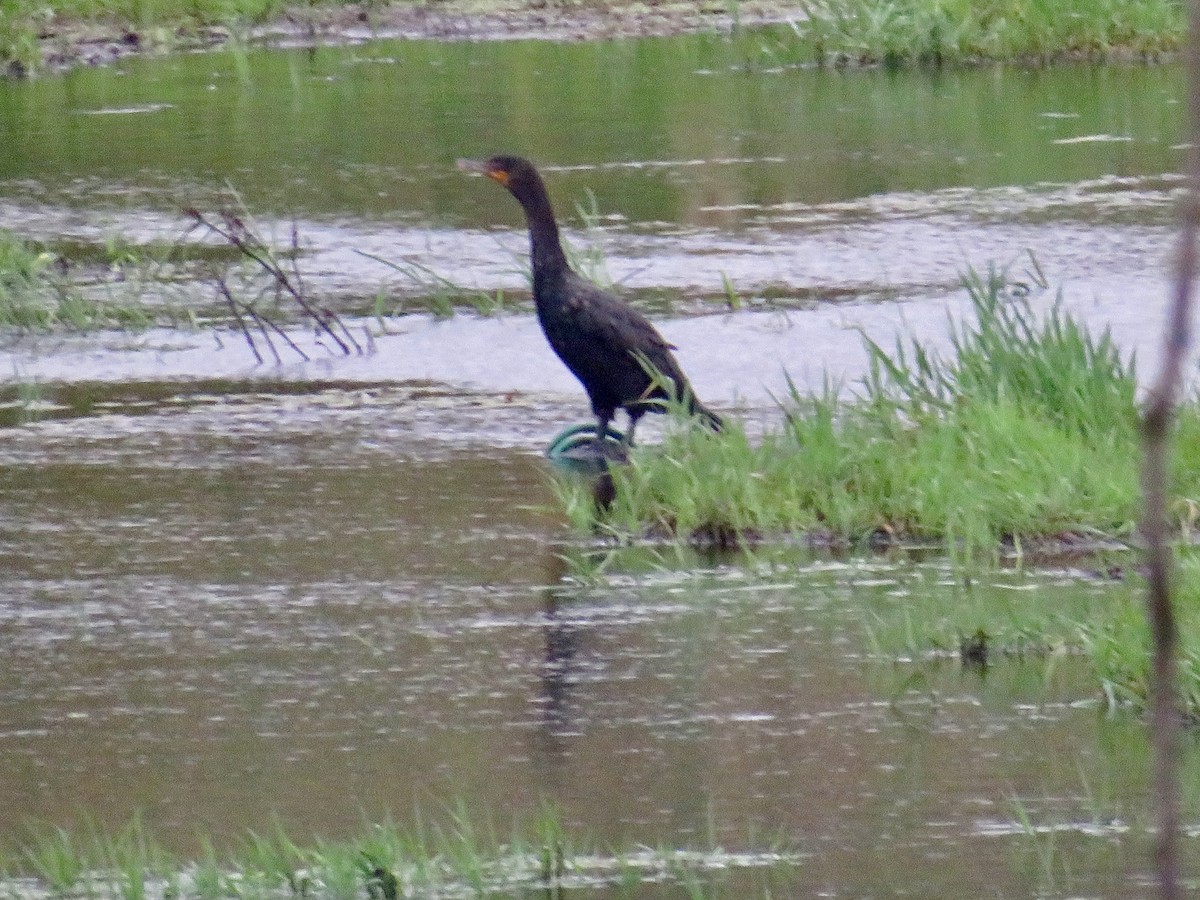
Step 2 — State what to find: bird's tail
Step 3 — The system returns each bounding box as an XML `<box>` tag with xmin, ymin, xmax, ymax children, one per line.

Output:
<box><xmin>690</xmin><ymin>399</ymin><xmax>723</xmax><ymax>433</ymax></box>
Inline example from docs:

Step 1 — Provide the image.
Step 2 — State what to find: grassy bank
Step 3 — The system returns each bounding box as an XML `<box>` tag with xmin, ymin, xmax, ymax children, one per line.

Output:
<box><xmin>0</xmin><ymin>0</ymin><xmax>1188</xmax><ymax>74</ymax></box>
<box><xmin>558</xmin><ymin>268</ymin><xmax>1199</xmax><ymax>718</ymax></box>
<box><xmin>2</xmin><ymin>0</ymin><xmax>308</xmax><ymax>74</ymax></box>
<box><xmin>789</xmin><ymin>0</ymin><xmax>1184</xmax><ymax>67</ymax></box>
<box><xmin>573</xmin><ymin>267</ymin><xmax>1194</xmax><ymax>555</ymax></box>
<box><xmin>3</xmin><ymin>811</ymin><xmax>800</xmax><ymax>900</ymax></box>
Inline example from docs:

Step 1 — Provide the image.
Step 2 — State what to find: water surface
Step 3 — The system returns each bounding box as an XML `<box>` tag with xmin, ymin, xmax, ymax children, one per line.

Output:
<box><xmin>0</xmin><ymin>31</ymin><xmax>1195</xmax><ymax>898</ymax></box>
<box><xmin>0</xmin><ymin>38</ymin><xmax>1183</xmax><ymax>322</ymax></box>
<box><xmin>1</xmin><ymin>380</ymin><xmax>1192</xmax><ymax>898</ymax></box>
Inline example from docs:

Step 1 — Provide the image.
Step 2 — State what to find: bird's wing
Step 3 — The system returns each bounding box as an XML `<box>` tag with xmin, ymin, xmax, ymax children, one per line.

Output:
<box><xmin>562</xmin><ymin>273</ymin><xmax>678</xmax><ymax>356</ymax></box>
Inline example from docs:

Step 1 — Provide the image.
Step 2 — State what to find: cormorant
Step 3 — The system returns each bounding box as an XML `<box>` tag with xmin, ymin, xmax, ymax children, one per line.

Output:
<box><xmin>458</xmin><ymin>155</ymin><xmax>722</xmax><ymax>447</ymax></box>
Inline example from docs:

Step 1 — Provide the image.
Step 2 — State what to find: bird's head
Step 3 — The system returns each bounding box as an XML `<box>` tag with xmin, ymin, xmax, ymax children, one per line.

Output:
<box><xmin>457</xmin><ymin>155</ymin><xmax>547</xmax><ymax>204</ymax></box>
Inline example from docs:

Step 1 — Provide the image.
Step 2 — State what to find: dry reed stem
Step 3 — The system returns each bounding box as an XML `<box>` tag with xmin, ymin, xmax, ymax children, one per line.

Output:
<box><xmin>1139</xmin><ymin>3</ymin><xmax>1200</xmax><ymax>898</ymax></box>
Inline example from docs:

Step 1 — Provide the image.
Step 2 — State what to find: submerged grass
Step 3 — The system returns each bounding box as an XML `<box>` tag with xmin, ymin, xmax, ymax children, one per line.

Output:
<box><xmin>580</xmin><ymin>264</ymin><xmax>1184</xmax><ymax>555</ymax></box>
<box><xmin>857</xmin><ymin>552</ymin><xmax>1200</xmax><ymax>719</ymax></box>
<box><xmin>6</xmin><ymin>809</ymin><xmax>802</xmax><ymax>900</ymax></box>
<box><xmin>1083</xmin><ymin>548</ymin><xmax>1200</xmax><ymax>718</ymax></box>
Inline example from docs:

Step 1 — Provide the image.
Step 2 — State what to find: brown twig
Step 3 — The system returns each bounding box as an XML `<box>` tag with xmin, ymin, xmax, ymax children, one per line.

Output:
<box><xmin>285</xmin><ymin>219</ymin><xmax>362</xmax><ymax>356</ymax></box>
<box><xmin>184</xmin><ymin>205</ymin><xmax>360</xmax><ymax>359</ymax></box>
<box><xmin>216</xmin><ymin>277</ymin><xmax>266</xmax><ymax>365</ymax></box>
<box><xmin>1139</xmin><ymin>3</ymin><xmax>1200</xmax><ymax>898</ymax></box>
<box><xmin>258</xmin><ymin>307</ymin><xmax>311</xmax><ymax>362</ymax></box>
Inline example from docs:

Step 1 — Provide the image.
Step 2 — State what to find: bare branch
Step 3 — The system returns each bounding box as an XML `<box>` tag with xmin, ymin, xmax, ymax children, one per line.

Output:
<box><xmin>216</xmin><ymin>278</ymin><xmax>264</xmax><ymax>366</ymax></box>
<box><xmin>185</xmin><ymin>202</ymin><xmax>361</xmax><ymax>360</ymax></box>
<box><xmin>259</xmin><ymin>311</ymin><xmax>311</xmax><ymax>363</ymax></box>
<box><xmin>246</xmin><ymin>304</ymin><xmax>284</xmax><ymax>367</ymax></box>
<box><xmin>1139</xmin><ymin>3</ymin><xmax>1200</xmax><ymax>898</ymax></box>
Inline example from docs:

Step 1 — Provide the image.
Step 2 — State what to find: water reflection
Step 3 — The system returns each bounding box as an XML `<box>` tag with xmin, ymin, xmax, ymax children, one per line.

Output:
<box><xmin>0</xmin><ymin>37</ymin><xmax>1184</xmax><ymax>326</ymax></box>
<box><xmin>0</xmin><ymin>40</ymin><xmax>1184</xmax><ymax>219</ymax></box>
<box><xmin>537</xmin><ymin>580</ymin><xmax>584</xmax><ymax>745</ymax></box>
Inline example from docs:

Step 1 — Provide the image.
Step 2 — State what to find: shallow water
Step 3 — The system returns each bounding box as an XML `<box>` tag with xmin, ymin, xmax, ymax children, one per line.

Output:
<box><xmin>0</xmin><ymin>39</ymin><xmax>1187</xmax><ymax>401</ymax></box>
<box><xmin>0</xmin><ymin>380</ymin><xmax>1192</xmax><ymax>897</ymax></box>
<box><xmin>0</xmin><ymin>30</ymin><xmax>1197</xmax><ymax>897</ymax></box>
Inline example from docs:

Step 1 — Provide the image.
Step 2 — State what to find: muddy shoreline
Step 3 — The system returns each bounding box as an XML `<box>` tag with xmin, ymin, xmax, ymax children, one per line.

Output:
<box><xmin>28</xmin><ymin>0</ymin><xmax>807</xmax><ymax>74</ymax></box>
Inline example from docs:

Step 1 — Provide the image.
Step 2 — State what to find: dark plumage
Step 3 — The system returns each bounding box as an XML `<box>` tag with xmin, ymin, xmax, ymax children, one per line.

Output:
<box><xmin>458</xmin><ymin>155</ymin><xmax>722</xmax><ymax>446</ymax></box>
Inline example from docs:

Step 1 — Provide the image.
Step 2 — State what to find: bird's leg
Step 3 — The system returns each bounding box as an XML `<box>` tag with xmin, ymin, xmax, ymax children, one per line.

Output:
<box><xmin>595</xmin><ymin>413</ymin><xmax>612</xmax><ymax>450</ymax></box>
<box><xmin>594</xmin><ymin>412</ymin><xmax>626</xmax><ymax>463</ymax></box>
<box><xmin>624</xmin><ymin>411</ymin><xmax>643</xmax><ymax>448</ymax></box>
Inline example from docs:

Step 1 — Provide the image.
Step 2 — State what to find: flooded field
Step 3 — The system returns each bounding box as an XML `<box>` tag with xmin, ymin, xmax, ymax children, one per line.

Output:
<box><xmin>0</xmin><ymin>28</ymin><xmax>1197</xmax><ymax>898</ymax></box>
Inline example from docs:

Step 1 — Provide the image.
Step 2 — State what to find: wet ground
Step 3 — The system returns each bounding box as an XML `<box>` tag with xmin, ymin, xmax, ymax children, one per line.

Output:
<box><xmin>0</xmin><ymin>32</ymin><xmax>1196</xmax><ymax>897</ymax></box>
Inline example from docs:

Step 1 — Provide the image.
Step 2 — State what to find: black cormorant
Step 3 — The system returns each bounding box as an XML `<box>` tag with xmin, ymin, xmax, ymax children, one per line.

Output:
<box><xmin>458</xmin><ymin>155</ymin><xmax>722</xmax><ymax>446</ymax></box>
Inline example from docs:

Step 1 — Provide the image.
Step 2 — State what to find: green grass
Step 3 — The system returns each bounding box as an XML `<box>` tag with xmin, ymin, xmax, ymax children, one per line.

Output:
<box><xmin>855</xmin><ymin>549</ymin><xmax>1200</xmax><ymax>719</ymax></box>
<box><xmin>573</xmin><ymin>264</ymin><xmax>1188</xmax><ymax>555</ymax></box>
<box><xmin>6</xmin><ymin>809</ymin><xmax>802</xmax><ymax>900</ymax></box>
<box><xmin>28</xmin><ymin>0</ymin><xmax>290</xmax><ymax>28</ymax></box>
<box><xmin>1082</xmin><ymin>548</ymin><xmax>1200</xmax><ymax>718</ymax></box>
<box><xmin>356</xmin><ymin>252</ymin><xmax>514</xmax><ymax>320</ymax></box>
<box><xmin>0</xmin><ymin>0</ymin><xmax>328</xmax><ymax>73</ymax></box>
<box><xmin>787</xmin><ymin>0</ymin><xmax>1185</xmax><ymax>67</ymax></box>
<box><xmin>5</xmin><ymin>0</ymin><xmax>1185</xmax><ymax>74</ymax></box>
<box><xmin>0</xmin><ymin>1</ymin><xmax>43</xmax><ymax>75</ymax></box>
<box><xmin>0</xmin><ymin>230</ymin><xmax>158</xmax><ymax>331</ymax></box>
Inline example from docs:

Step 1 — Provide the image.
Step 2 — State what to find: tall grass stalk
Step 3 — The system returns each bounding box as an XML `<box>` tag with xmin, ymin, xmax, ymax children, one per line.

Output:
<box><xmin>566</xmin><ymin>188</ymin><xmax>615</xmax><ymax>290</ymax></box>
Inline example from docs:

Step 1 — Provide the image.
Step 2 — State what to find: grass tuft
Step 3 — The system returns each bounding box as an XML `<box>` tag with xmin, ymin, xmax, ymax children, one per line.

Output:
<box><xmin>581</xmin><ymin>263</ymin><xmax>1171</xmax><ymax>554</ymax></box>
<box><xmin>791</xmin><ymin>0</ymin><xmax>1185</xmax><ymax>67</ymax></box>
<box><xmin>8</xmin><ymin>809</ymin><xmax>802</xmax><ymax>900</ymax></box>
<box><xmin>0</xmin><ymin>229</ymin><xmax>167</xmax><ymax>331</ymax></box>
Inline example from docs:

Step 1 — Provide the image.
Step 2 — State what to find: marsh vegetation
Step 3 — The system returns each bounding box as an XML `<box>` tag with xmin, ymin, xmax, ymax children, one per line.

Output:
<box><xmin>7</xmin><ymin>810</ymin><xmax>802</xmax><ymax>900</ymax></box>
<box><xmin>575</xmin><ymin>263</ymin><xmax>1181</xmax><ymax>555</ymax></box>
<box><xmin>0</xmin><ymin>0</ymin><xmax>1189</xmax><ymax>74</ymax></box>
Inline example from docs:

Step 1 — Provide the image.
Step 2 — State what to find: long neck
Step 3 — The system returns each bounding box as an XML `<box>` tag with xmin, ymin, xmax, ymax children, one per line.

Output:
<box><xmin>517</xmin><ymin>181</ymin><xmax>569</xmax><ymax>283</ymax></box>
